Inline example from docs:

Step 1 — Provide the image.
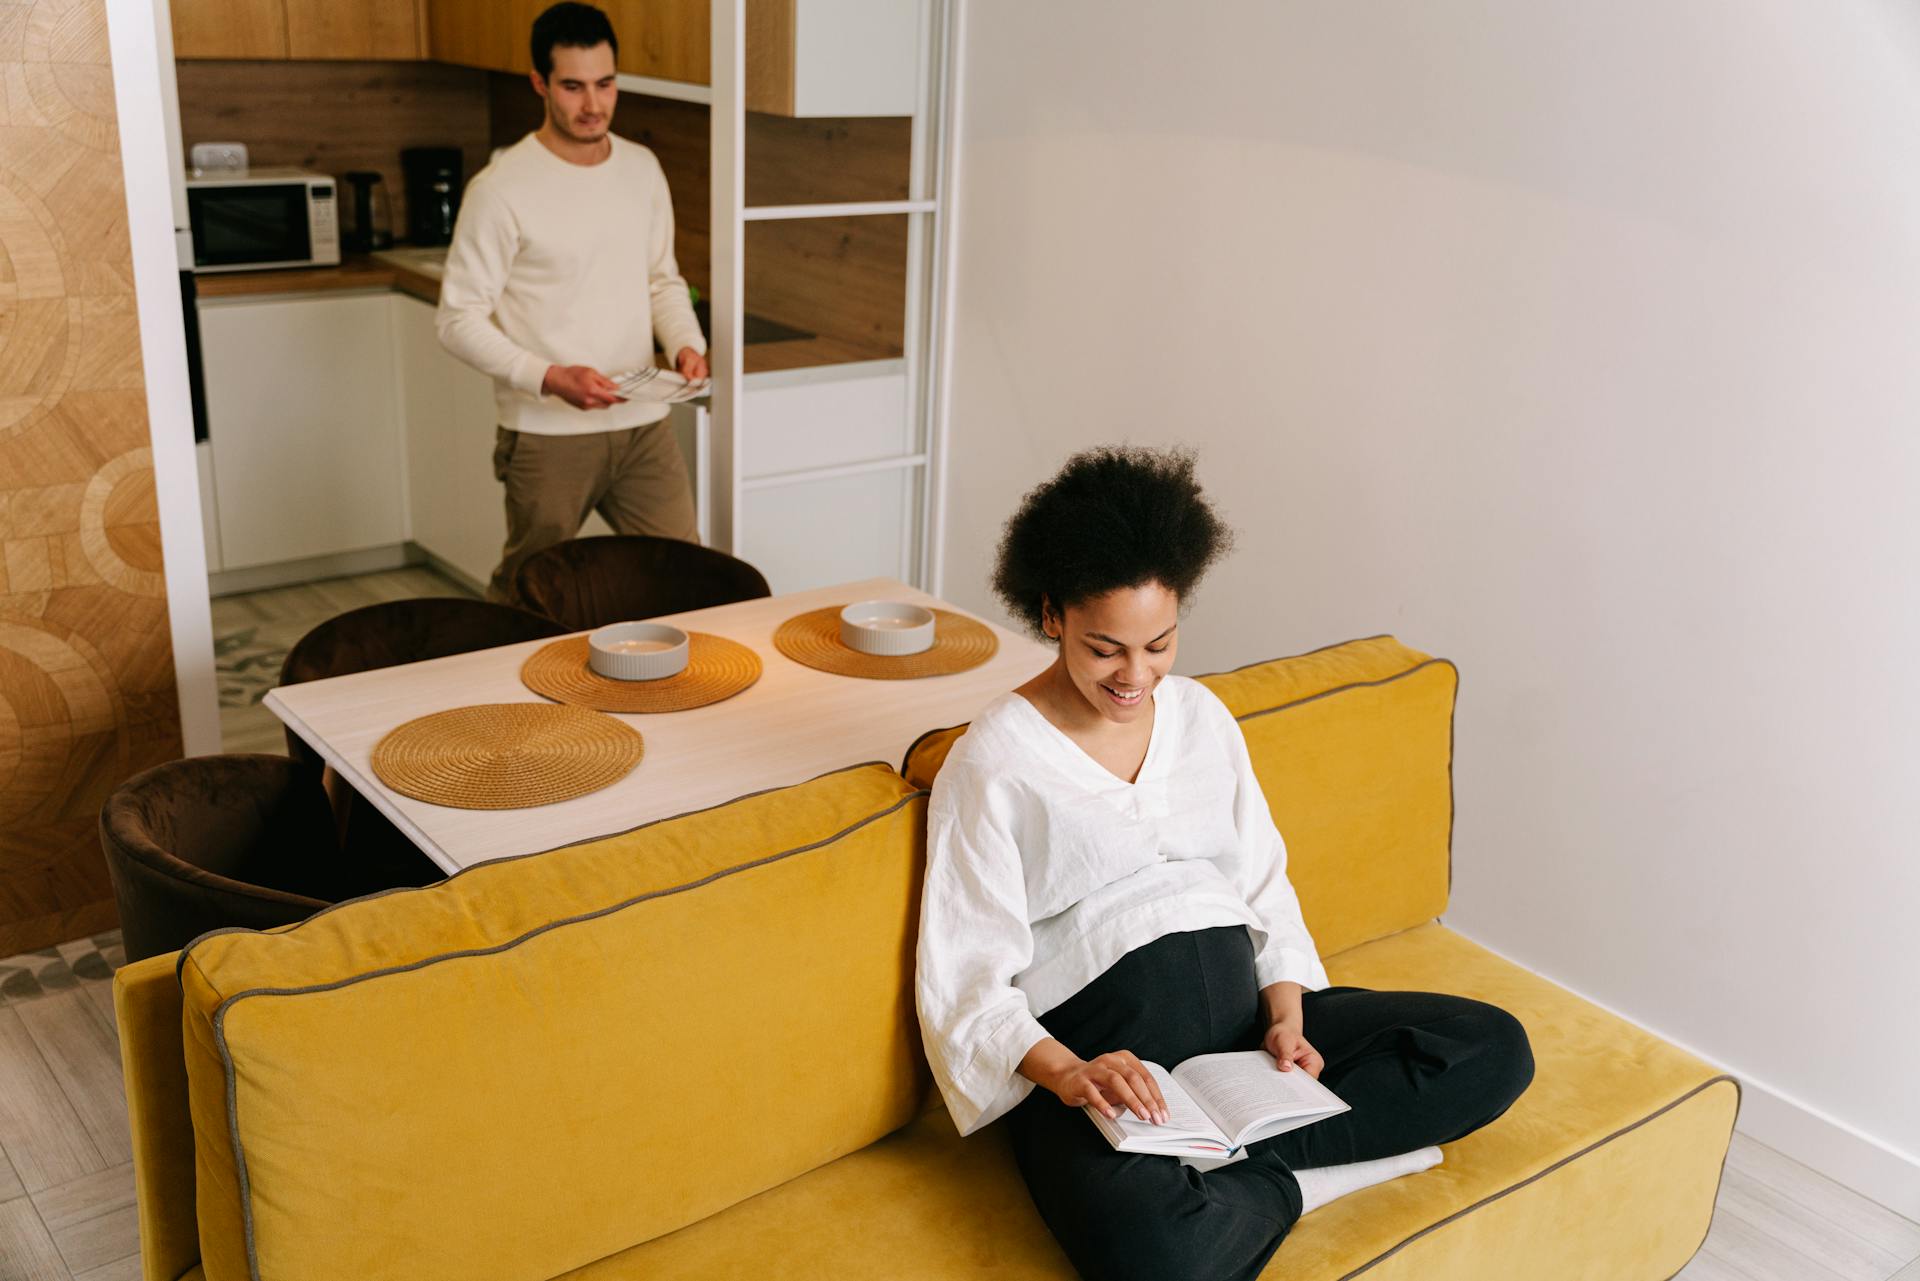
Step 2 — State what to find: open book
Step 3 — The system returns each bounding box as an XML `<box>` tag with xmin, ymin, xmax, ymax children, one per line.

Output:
<box><xmin>1085</xmin><ymin>1050</ymin><xmax>1349</xmax><ymax>1160</ymax></box>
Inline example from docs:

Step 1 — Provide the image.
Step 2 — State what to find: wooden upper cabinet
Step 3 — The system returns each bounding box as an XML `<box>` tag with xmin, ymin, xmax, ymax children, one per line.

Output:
<box><xmin>604</xmin><ymin>0</ymin><xmax>707</xmax><ymax>85</ymax></box>
<box><xmin>429</xmin><ymin>0</ymin><xmax>540</xmax><ymax>75</ymax></box>
<box><xmin>174</xmin><ymin>0</ymin><xmax>426</xmax><ymax>59</ymax></box>
<box><xmin>285</xmin><ymin>0</ymin><xmax>426</xmax><ymax>60</ymax></box>
<box><xmin>172</xmin><ymin>0</ymin><xmax>287</xmax><ymax>59</ymax></box>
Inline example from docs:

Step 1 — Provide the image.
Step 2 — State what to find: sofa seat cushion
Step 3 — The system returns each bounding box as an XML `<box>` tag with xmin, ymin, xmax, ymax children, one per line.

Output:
<box><xmin>553</xmin><ymin>923</ymin><xmax>1735</xmax><ymax>1281</ymax></box>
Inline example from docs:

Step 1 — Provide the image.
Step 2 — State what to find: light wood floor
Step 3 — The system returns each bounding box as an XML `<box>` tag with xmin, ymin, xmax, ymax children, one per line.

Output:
<box><xmin>213</xmin><ymin>565</ymin><xmax>478</xmax><ymax>754</ymax></box>
<box><xmin>0</xmin><ymin>930</ymin><xmax>1913</xmax><ymax>1280</ymax></box>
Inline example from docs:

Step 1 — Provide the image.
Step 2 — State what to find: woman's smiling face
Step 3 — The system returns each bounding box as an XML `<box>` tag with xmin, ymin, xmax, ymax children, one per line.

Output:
<box><xmin>1046</xmin><ymin>581</ymin><xmax>1181</xmax><ymax>724</ymax></box>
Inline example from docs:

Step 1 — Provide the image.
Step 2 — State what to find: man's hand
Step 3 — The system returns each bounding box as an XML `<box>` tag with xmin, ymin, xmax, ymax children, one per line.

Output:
<box><xmin>675</xmin><ymin>347</ymin><xmax>709</xmax><ymax>382</ymax></box>
<box><xmin>542</xmin><ymin>364</ymin><xmax>625</xmax><ymax>410</ymax></box>
<box><xmin>1262</xmin><ymin>1018</ymin><xmax>1325</xmax><ymax>1078</ymax></box>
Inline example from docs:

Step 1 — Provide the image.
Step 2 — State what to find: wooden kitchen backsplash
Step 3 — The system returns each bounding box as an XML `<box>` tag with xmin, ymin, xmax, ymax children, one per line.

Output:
<box><xmin>176</xmin><ymin>58</ymin><xmax>494</xmax><ymax>238</ymax></box>
<box><xmin>1</xmin><ymin>0</ymin><xmax>186</xmax><ymax>953</ymax></box>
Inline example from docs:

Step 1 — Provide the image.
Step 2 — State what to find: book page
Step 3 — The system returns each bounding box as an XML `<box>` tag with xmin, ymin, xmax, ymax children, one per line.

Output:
<box><xmin>1093</xmin><ymin>1062</ymin><xmax>1228</xmax><ymax>1147</ymax></box>
<box><xmin>1172</xmin><ymin>1051</ymin><xmax>1348</xmax><ymax>1147</ymax></box>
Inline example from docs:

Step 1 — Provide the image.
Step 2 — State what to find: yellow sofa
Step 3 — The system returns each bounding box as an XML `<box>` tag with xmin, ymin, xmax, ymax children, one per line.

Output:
<box><xmin>115</xmin><ymin>635</ymin><xmax>1736</xmax><ymax>1281</ymax></box>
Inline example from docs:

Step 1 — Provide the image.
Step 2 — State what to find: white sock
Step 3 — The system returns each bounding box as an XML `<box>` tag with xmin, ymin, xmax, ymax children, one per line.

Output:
<box><xmin>1294</xmin><ymin>1146</ymin><xmax>1444</xmax><ymax>1214</ymax></box>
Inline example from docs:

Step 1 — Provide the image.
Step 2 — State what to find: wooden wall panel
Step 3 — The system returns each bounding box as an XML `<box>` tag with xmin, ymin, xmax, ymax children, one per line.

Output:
<box><xmin>176</xmin><ymin>60</ymin><xmax>493</xmax><ymax>240</ymax></box>
<box><xmin>0</xmin><ymin>0</ymin><xmax>184</xmax><ymax>954</ymax></box>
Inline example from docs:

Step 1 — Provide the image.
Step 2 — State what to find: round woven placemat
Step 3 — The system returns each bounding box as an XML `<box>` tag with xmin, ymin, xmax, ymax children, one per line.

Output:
<box><xmin>519</xmin><ymin>632</ymin><xmax>762</xmax><ymax>713</ymax></box>
<box><xmin>774</xmin><ymin>606</ymin><xmax>999</xmax><ymax>680</ymax></box>
<box><xmin>370</xmin><ymin>703</ymin><xmax>643</xmax><ymax>810</ymax></box>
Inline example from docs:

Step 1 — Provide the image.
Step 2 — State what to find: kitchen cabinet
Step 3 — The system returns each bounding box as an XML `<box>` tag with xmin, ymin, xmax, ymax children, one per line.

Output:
<box><xmin>171</xmin><ymin>0</ymin><xmax>285</xmax><ymax>59</ymax></box>
<box><xmin>393</xmin><ymin>294</ymin><xmax>512</xmax><ymax>588</ymax></box>
<box><xmin>734</xmin><ymin>359</ymin><xmax>918</xmax><ymax>592</ymax></box>
<box><xmin>199</xmin><ymin>293</ymin><xmax>406</xmax><ymax>571</ymax></box>
<box><xmin>284</xmin><ymin>0</ymin><xmax>425</xmax><ymax>59</ymax></box>
<box><xmin>429</xmin><ymin>0</ymin><xmax>704</xmax><ymax>82</ymax></box>
<box><xmin>426</xmin><ymin>0</ymin><xmax>541</xmax><ymax>75</ymax></box>
<box><xmin>425</xmin><ymin>0</ymin><xmax>919</xmax><ymax>116</ymax></box>
<box><xmin>426</xmin><ymin>0</ymin><xmax>703</xmax><ymax>81</ymax></box>
<box><xmin>747</xmin><ymin>0</ymin><xmax>924</xmax><ymax>117</ymax></box>
<box><xmin>392</xmin><ymin>295</ymin><xmax>673</xmax><ymax>590</ymax></box>
<box><xmin>603</xmin><ymin>0</ymin><xmax>707</xmax><ymax>84</ymax></box>
<box><xmin>174</xmin><ymin>0</ymin><xmax>424</xmax><ymax>60</ymax></box>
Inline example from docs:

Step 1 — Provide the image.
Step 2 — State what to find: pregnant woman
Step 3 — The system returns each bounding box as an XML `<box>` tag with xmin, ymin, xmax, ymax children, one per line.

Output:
<box><xmin>915</xmin><ymin>447</ymin><xmax>1534</xmax><ymax>1281</ymax></box>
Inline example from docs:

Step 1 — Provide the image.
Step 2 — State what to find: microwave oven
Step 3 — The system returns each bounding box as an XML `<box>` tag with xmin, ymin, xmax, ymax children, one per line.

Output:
<box><xmin>185</xmin><ymin>169</ymin><xmax>340</xmax><ymax>272</ymax></box>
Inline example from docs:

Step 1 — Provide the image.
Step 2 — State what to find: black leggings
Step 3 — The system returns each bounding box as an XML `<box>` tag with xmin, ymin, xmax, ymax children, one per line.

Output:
<box><xmin>1005</xmin><ymin>927</ymin><xmax>1534</xmax><ymax>1281</ymax></box>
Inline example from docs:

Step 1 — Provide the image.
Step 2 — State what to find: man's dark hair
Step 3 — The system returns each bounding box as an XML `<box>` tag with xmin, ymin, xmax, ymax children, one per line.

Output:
<box><xmin>991</xmin><ymin>445</ymin><xmax>1234</xmax><ymax>638</ymax></box>
<box><xmin>531</xmin><ymin>2</ymin><xmax>619</xmax><ymax>80</ymax></box>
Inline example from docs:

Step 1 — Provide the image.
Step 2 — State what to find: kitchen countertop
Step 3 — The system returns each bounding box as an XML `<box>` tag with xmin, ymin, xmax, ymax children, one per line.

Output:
<box><xmin>192</xmin><ymin>253</ymin><xmax>900</xmax><ymax>375</ymax></box>
<box><xmin>194</xmin><ymin>252</ymin><xmax>441</xmax><ymax>304</ymax></box>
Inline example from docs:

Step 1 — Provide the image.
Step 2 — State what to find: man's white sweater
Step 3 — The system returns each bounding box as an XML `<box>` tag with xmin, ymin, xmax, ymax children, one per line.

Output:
<box><xmin>436</xmin><ymin>132</ymin><xmax>706</xmax><ymax>436</ymax></box>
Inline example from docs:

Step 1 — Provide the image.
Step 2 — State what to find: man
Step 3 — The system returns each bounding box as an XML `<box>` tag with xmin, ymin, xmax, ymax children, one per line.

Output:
<box><xmin>437</xmin><ymin>1</ymin><xmax>709</xmax><ymax>603</ymax></box>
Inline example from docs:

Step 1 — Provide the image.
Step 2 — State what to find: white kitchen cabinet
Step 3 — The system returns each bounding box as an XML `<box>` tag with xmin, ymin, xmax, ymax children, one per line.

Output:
<box><xmin>199</xmin><ymin>292</ymin><xmax>406</xmax><ymax>571</ymax></box>
<box><xmin>731</xmin><ymin>359</ymin><xmax>918</xmax><ymax>592</ymax></box>
<box><xmin>787</xmin><ymin>0</ymin><xmax>924</xmax><ymax>118</ymax></box>
<box><xmin>740</xmin><ymin>361</ymin><xmax>908</xmax><ymax>481</ymax></box>
<box><xmin>738</xmin><ymin>465</ymin><xmax>919</xmax><ymax>594</ymax></box>
<box><xmin>392</xmin><ymin>295</ymin><xmax>692</xmax><ymax>591</ymax></box>
<box><xmin>195</xmin><ymin>441</ymin><xmax>222</xmax><ymax>573</ymax></box>
<box><xmin>393</xmin><ymin>294</ymin><xmax>506</xmax><ymax>589</ymax></box>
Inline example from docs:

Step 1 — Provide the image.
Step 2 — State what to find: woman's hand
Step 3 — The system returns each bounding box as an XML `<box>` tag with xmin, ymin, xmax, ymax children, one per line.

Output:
<box><xmin>1262</xmin><ymin>1017</ymin><xmax>1324</xmax><ymax>1078</ymax></box>
<box><xmin>1021</xmin><ymin>1038</ymin><xmax>1168</xmax><ymax>1124</ymax></box>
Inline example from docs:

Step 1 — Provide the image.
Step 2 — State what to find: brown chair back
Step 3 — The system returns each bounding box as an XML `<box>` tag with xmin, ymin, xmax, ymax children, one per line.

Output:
<box><xmin>100</xmin><ymin>755</ymin><xmax>348</xmax><ymax>963</ymax></box>
<box><xmin>514</xmin><ymin>536</ymin><xmax>772</xmax><ymax>632</ymax></box>
<box><xmin>278</xmin><ymin>597</ymin><xmax>567</xmax><ymax>769</ymax></box>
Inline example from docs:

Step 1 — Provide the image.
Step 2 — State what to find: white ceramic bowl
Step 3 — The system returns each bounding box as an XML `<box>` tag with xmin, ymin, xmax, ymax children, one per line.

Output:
<box><xmin>839</xmin><ymin>601</ymin><xmax>936</xmax><ymax>657</ymax></box>
<box><xmin>587</xmin><ymin>622</ymin><xmax>690</xmax><ymax>681</ymax></box>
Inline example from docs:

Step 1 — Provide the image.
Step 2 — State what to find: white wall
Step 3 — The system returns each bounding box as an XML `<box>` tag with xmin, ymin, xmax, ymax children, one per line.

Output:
<box><xmin>942</xmin><ymin>0</ymin><xmax>1920</xmax><ymax>1211</ymax></box>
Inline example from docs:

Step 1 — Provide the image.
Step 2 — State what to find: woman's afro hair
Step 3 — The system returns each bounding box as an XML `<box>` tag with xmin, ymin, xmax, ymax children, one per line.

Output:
<box><xmin>991</xmin><ymin>445</ymin><xmax>1233</xmax><ymax>638</ymax></box>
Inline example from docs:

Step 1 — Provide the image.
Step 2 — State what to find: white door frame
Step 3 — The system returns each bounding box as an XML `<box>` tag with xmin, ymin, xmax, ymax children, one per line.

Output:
<box><xmin>109</xmin><ymin>0</ymin><xmax>221</xmax><ymax>757</ymax></box>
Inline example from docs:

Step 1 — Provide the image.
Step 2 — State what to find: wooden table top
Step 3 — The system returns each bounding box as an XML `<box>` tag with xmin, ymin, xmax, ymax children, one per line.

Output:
<box><xmin>264</xmin><ymin>578</ymin><xmax>1053</xmax><ymax>874</ymax></box>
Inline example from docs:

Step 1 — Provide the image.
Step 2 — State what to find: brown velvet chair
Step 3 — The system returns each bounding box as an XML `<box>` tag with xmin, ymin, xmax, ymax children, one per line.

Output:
<box><xmin>277</xmin><ymin>597</ymin><xmax>569</xmax><ymax>887</ymax></box>
<box><xmin>512</xmin><ymin>535</ymin><xmax>771</xmax><ymax>632</ymax></box>
<box><xmin>101</xmin><ymin>755</ymin><xmax>378</xmax><ymax>964</ymax></box>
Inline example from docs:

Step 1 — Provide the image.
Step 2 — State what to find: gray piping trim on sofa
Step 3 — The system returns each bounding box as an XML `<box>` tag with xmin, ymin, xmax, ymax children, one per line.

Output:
<box><xmin>1663</xmin><ymin>1080</ymin><xmax>1744</xmax><ymax>1281</ymax></box>
<box><xmin>1197</xmin><ymin>632</ymin><xmax>1396</xmax><ymax>680</ymax></box>
<box><xmin>1336</xmin><ymin>1074</ymin><xmax>1743</xmax><ymax>1280</ymax></box>
<box><xmin>188</xmin><ymin>782</ymin><xmax>928</xmax><ymax>1281</ymax></box>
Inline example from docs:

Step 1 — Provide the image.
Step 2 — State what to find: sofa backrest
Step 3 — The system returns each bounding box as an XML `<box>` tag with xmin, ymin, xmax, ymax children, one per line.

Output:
<box><xmin>902</xmin><ymin>635</ymin><xmax>1456</xmax><ymax>959</ymax></box>
<box><xmin>125</xmin><ymin>762</ymin><xmax>927</xmax><ymax>1281</ymax></box>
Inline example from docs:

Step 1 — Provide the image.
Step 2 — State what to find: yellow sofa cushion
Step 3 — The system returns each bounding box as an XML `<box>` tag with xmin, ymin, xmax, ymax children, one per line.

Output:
<box><xmin>175</xmin><ymin>763</ymin><xmax>928</xmax><ymax>1281</ymax></box>
<box><xmin>902</xmin><ymin>636</ymin><xmax>1455</xmax><ymax>956</ymax></box>
<box><xmin>545</xmin><ymin>923</ymin><xmax>1734</xmax><ymax>1280</ymax></box>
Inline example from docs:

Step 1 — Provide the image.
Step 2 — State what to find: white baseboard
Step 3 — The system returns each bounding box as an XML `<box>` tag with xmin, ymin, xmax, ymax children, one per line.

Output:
<box><xmin>208</xmin><ymin>545</ymin><xmax>413</xmax><ymax>597</ymax></box>
<box><xmin>1443</xmin><ymin>923</ymin><xmax>1920</xmax><ymax>1221</ymax></box>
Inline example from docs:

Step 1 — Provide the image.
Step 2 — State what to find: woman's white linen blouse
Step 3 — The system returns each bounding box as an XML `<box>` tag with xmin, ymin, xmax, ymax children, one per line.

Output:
<box><xmin>915</xmin><ymin>675</ymin><xmax>1330</xmax><ymax>1136</ymax></box>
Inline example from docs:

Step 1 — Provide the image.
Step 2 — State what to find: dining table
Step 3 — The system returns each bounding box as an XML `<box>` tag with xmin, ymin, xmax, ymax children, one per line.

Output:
<box><xmin>263</xmin><ymin>577</ymin><xmax>1054</xmax><ymax>874</ymax></box>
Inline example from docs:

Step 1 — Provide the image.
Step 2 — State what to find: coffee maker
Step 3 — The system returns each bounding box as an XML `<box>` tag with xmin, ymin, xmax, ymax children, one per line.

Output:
<box><xmin>401</xmin><ymin>147</ymin><xmax>463</xmax><ymax>246</ymax></box>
